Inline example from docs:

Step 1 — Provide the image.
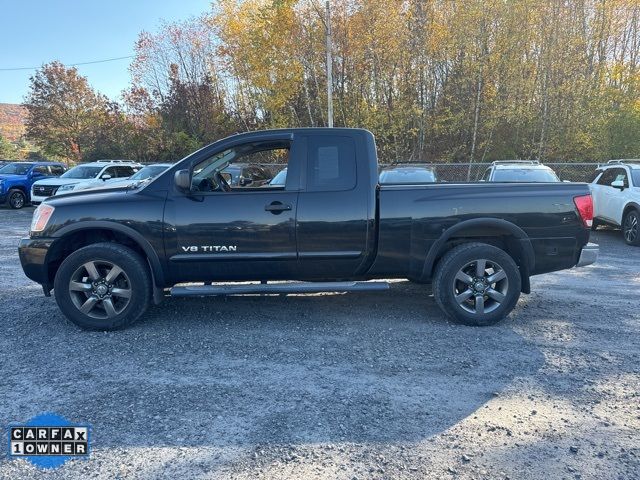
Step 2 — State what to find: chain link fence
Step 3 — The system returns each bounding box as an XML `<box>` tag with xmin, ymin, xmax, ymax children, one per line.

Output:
<box><xmin>381</xmin><ymin>162</ymin><xmax>602</xmax><ymax>182</ymax></box>
<box><xmin>264</xmin><ymin>162</ymin><xmax>601</xmax><ymax>183</ymax></box>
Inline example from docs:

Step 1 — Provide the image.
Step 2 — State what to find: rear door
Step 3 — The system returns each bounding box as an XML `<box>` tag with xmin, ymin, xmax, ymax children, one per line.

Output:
<box><xmin>295</xmin><ymin>132</ymin><xmax>375</xmax><ymax>278</ymax></box>
<box><xmin>608</xmin><ymin>168</ymin><xmax>630</xmax><ymax>224</ymax></box>
<box><xmin>593</xmin><ymin>168</ymin><xmax>616</xmax><ymax>221</ymax></box>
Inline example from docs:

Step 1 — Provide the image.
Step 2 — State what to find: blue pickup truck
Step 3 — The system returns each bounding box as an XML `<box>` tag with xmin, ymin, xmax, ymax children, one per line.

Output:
<box><xmin>0</xmin><ymin>161</ymin><xmax>66</xmax><ymax>209</ymax></box>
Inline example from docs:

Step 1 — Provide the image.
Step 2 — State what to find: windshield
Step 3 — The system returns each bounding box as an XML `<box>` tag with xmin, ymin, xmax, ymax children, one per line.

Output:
<box><xmin>492</xmin><ymin>168</ymin><xmax>559</xmax><ymax>182</ymax></box>
<box><xmin>632</xmin><ymin>170</ymin><xmax>640</xmax><ymax>187</ymax></box>
<box><xmin>379</xmin><ymin>168</ymin><xmax>436</xmax><ymax>184</ymax></box>
<box><xmin>129</xmin><ymin>165</ymin><xmax>170</xmax><ymax>181</ymax></box>
<box><xmin>61</xmin><ymin>165</ymin><xmax>103</xmax><ymax>179</ymax></box>
<box><xmin>0</xmin><ymin>163</ymin><xmax>34</xmax><ymax>175</ymax></box>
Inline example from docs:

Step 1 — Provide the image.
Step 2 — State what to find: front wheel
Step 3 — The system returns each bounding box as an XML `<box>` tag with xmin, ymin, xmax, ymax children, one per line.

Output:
<box><xmin>8</xmin><ymin>189</ymin><xmax>26</xmax><ymax>209</ymax></box>
<box><xmin>623</xmin><ymin>210</ymin><xmax>640</xmax><ymax>246</ymax></box>
<box><xmin>53</xmin><ymin>243</ymin><xmax>151</xmax><ymax>330</ymax></box>
<box><xmin>433</xmin><ymin>243</ymin><xmax>521</xmax><ymax>326</ymax></box>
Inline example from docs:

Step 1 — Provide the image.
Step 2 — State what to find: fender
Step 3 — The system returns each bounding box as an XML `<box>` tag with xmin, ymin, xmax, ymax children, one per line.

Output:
<box><xmin>420</xmin><ymin>217</ymin><xmax>536</xmax><ymax>281</ymax></box>
<box><xmin>52</xmin><ymin>221</ymin><xmax>166</xmax><ymax>287</ymax></box>
<box><xmin>623</xmin><ymin>201</ymin><xmax>640</xmax><ymax>215</ymax></box>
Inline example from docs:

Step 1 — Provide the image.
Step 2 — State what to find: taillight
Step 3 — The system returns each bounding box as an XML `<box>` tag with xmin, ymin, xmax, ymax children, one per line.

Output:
<box><xmin>573</xmin><ymin>194</ymin><xmax>593</xmax><ymax>228</ymax></box>
<box><xmin>31</xmin><ymin>204</ymin><xmax>55</xmax><ymax>233</ymax></box>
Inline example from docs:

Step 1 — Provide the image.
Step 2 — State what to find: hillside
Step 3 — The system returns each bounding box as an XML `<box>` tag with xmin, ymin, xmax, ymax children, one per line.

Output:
<box><xmin>0</xmin><ymin>103</ymin><xmax>26</xmax><ymax>142</ymax></box>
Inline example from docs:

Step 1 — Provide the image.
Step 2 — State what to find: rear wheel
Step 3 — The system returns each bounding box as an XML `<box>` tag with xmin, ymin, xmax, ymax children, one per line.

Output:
<box><xmin>623</xmin><ymin>210</ymin><xmax>640</xmax><ymax>246</ymax></box>
<box><xmin>433</xmin><ymin>243</ymin><xmax>521</xmax><ymax>326</ymax></box>
<box><xmin>8</xmin><ymin>189</ymin><xmax>26</xmax><ymax>209</ymax></box>
<box><xmin>53</xmin><ymin>243</ymin><xmax>151</xmax><ymax>330</ymax></box>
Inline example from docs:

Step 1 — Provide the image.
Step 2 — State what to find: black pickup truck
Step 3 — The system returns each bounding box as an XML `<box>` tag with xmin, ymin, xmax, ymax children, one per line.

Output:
<box><xmin>19</xmin><ymin>128</ymin><xmax>598</xmax><ymax>330</ymax></box>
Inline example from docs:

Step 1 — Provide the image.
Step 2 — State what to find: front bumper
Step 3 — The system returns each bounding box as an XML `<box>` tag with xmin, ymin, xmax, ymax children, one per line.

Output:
<box><xmin>576</xmin><ymin>242</ymin><xmax>599</xmax><ymax>267</ymax></box>
<box><xmin>0</xmin><ymin>192</ymin><xmax>7</xmax><ymax>205</ymax></box>
<box><xmin>30</xmin><ymin>194</ymin><xmax>48</xmax><ymax>204</ymax></box>
<box><xmin>18</xmin><ymin>237</ymin><xmax>54</xmax><ymax>285</ymax></box>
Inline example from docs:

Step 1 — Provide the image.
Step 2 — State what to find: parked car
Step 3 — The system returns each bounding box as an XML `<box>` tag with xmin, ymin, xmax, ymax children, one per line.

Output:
<box><xmin>481</xmin><ymin>161</ymin><xmax>561</xmax><ymax>183</ymax></box>
<box><xmin>19</xmin><ymin>128</ymin><xmax>597</xmax><ymax>331</ymax></box>
<box><xmin>68</xmin><ymin>163</ymin><xmax>173</xmax><ymax>193</ymax></box>
<box><xmin>0</xmin><ymin>161</ymin><xmax>66</xmax><ymax>209</ymax></box>
<box><xmin>220</xmin><ymin>163</ymin><xmax>274</xmax><ymax>187</ymax></box>
<box><xmin>379</xmin><ymin>165</ymin><xmax>437</xmax><ymax>184</ymax></box>
<box><xmin>589</xmin><ymin>160</ymin><xmax>640</xmax><ymax>245</ymax></box>
<box><xmin>31</xmin><ymin>160</ymin><xmax>142</xmax><ymax>204</ymax></box>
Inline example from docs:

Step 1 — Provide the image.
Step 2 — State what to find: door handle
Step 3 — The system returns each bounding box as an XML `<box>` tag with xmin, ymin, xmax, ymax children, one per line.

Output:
<box><xmin>265</xmin><ymin>201</ymin><xmax>292</xmax><ymax>213</ymax></box>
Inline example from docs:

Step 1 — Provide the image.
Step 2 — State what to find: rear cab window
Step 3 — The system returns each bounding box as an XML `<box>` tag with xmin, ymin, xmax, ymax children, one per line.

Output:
<box><xmin>306</xmin><ymin>136</ymin><xmax>357</xmax><ymax>191</ymax></box>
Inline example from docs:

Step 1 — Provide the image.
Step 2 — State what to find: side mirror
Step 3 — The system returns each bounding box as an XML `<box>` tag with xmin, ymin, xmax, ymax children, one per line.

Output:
<box><xmin>101</xmin><ymin>174</ymin><xmax>112</xmax><ymax>181</ymax></box>
<box><xmin>611</xmin><ymin>179</ymin><xmax>625</xmax><ymax>190</ymax></box>
<box><xmin>174</xmin><ymin>169</ymin><xmax>191</xmax><ymax>190</ymax></box>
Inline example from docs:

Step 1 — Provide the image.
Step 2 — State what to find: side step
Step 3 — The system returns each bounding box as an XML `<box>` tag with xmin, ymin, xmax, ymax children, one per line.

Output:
<box><xmin>170</xmin><ymin>281</ymin><xmax>390</xmax><ymax>297</ymax></box>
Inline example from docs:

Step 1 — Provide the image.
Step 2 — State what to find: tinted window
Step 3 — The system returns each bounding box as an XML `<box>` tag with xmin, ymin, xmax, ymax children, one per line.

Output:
<box><xmin>103</xmin><ymin>166</ymin><xmax>119</xmax><ymax>178</ymax></box>
<box><xmin>50</xmin><ymin>165</ymin><xmax>65</xmax><ymax>176</ymax></box>
<box><xmin>61</xmin><ymin>165</ymin><xmax>103</xmax><ymax>179</ymax></box>
<box><xmin>611</xmin><ymin>169</ymin><xmax>629</xmax><ymax>188</ymax></box>
<box><xmin>0</xmin><ymin>163</ymin><xmax>34</xmax><ymax>175</ymax></box>
<box><xmin>598</xmin><ymin>168</ymin><xmax>616</xmax><ymax>186</ymax></box>
<box><xmin>589</xmin><ymin>169</ymin><xmax>603</xmax><ymax>183</ymax></box>
<box><xmin>307</xmin><ymin>136</ymin><xmax>356</xmax><ymax>191</ymax></box>
<box><xmin>192</xmin><ymin>142</ymin><xmax>290</xmax><ymax>191</ymax></box>
<box><xmin>115</xmin><ymin>166</ymin><xmax>137</xmax><ymax>178</ymax></box>
<box><xmin>32</xmin><ymin>165</ymin><xmax>49</xmax><ymax>175</ymax></box>
<box><xmin>632</xmin><ymin>170</ymin><xmax>640</xmax><ymax>187</ymax></box>
<box><xmin>491</xmin><ymin>168</ymin><xmax>559</xmax><ymax>182</ymax></box>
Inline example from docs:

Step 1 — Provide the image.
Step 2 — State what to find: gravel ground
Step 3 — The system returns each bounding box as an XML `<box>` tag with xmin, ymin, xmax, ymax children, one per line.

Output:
<box><xmin>0</xmin><ymin>207</ymin><xmax>638</xmax><ymax>480</ymax></box>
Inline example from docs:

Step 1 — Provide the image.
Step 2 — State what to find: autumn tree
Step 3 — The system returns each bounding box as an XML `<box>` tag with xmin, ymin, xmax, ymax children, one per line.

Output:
<box><xmin>0</xmin><ymin>134</ymin><xmax>17</xmax><ymax>159</ymax></box>
<box><xmin>23</xmin><ymin>62</ymin><xmax>113</xmax><ymax>163</ymax></box>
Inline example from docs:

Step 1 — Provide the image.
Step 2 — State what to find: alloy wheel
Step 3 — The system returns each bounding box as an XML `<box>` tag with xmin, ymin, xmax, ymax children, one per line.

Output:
<box><xmin>452</xmin><ymin>259</ymin><xmax>509</xmax><ymax>315</ymax></box>
<box><xmin>624</xmin><ymin>212</ymin><xmax>638</xmax><ymax>243</ymax></box>
<box><xmin>68</xmin><ymin>260</ymin><xmax>132</xmax><ymax>319</ymax></box>
<box><xmin>9</xmin><ymin>191</ymin><xmax>24</xmax><ymax>209</ymax></box>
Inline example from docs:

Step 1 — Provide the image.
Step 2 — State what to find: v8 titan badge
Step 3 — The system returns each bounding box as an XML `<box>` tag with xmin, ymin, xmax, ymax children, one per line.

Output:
<box><xmin>8</xmin><ymin>413</ymin><xmax>91</xmax><ymax>469</ymax></box>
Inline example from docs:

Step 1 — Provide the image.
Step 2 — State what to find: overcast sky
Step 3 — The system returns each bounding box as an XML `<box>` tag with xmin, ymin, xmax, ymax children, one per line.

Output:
<box><xmin>0</xmin><ymin>0</ymin><xmax>210</xmax><ymax>104</ymax></box>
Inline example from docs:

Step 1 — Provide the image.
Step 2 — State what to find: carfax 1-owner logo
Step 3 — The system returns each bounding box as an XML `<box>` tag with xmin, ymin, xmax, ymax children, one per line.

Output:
<box><xmin>7</xmin><ymin>413</ymin><xmax>91</xmax><ymax>469</ymax></box>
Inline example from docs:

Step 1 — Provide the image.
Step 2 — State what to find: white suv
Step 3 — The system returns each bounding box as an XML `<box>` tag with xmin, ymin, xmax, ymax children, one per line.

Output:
<box><xmin>590</xmin><ymin>160</ymin><xmax>640</xmax><ymax>246</ymax></box>
<box><xmin>31</xmin><ymin>161</ymin><xmax>141</xmax><ymax>204</ymax></box>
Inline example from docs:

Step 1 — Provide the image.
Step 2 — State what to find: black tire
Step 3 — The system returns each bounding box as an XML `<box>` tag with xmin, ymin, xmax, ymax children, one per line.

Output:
<box><xmin>8</xmin><ymin>189</ymin><xmax>26</xmax><ymax>209</ymax></box>
<box><xmin>623</xmin><ymin>209</ymin><xmax>640</xmax><ymax>246</ymax></box>
<box><xmin>53</xmin><ymin>242</ymin><xmax>151</xmax><ymax>330</ymax></box>
<box><xmin>433</xmin><ymin>242</ymin><xmax>521</xmax><ymax>326</ymax></box>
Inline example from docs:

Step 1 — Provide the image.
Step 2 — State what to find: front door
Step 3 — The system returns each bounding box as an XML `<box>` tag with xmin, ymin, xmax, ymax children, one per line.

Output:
<box><xmin>166</xmin><ymin>136</ymin><xmax>300</xmax><ymax>282</ymax></box>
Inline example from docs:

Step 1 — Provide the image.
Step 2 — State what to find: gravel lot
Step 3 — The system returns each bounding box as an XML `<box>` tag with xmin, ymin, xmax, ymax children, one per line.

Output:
<box><xmin>0</xmin><ymin>207</ymin><xmax>638</xmax><ymax>480</ymax></box>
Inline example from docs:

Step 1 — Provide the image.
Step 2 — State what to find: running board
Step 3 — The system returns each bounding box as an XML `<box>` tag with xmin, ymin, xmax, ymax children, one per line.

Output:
<box><xmin>170</xmin><ymin>281</ymin><xmax>390</xmax><ymax>297</ymax></box>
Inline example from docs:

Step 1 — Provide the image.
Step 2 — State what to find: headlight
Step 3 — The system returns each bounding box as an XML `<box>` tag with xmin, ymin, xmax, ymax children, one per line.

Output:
<box><xmin>31</xmin><ymin>204</ymin><xmax>55</xmax><ymax>233</ymax></box>
<box><xmin>56</xmin><ymin>184</ymin><xmax>76</xmax><ymax>193</ymax></box>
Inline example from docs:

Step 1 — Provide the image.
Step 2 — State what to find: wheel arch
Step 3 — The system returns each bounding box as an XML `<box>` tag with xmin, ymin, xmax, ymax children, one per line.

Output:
<box><xmin>420</xmin><ymin>218</ymin><xmax>535</xmax><ymax>293</ymax></box>
<box><xmin>45</xmin><ymin>222</ymin><xmax>165</xmax><ymax>289</ymax></box>
<box><xmin>623</xmin><ymin>202</ymin><xmax>640</xmax><ymax>219</ymax></box>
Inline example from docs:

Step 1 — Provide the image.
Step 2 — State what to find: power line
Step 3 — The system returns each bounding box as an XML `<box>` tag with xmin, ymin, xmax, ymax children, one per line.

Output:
<box><xmin>0</xmin><ymin>55</ymin><xmax>135</xmax><ymax>72</ymax></box>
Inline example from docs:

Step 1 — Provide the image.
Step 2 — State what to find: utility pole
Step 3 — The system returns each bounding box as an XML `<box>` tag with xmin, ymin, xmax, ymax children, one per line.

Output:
<box><xmin>325</xmin><ymin>0</ymin><xmax>333</xmax><ymax>127</ymax></box>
